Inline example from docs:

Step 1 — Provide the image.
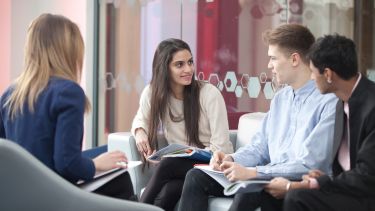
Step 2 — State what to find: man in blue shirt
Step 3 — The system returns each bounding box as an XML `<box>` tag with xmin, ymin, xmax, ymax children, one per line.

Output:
<box><xmin>178</xmin><ymin>24</ymin><xmax>338</xmax><ymax>211</ymax></box>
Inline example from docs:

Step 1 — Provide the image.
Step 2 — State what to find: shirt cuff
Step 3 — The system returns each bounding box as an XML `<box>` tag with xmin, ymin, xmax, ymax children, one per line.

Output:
<box><xmin>255</xmin><ymin>165</ymin><xmax>272</xmax><ymax>174</ymax></box>
<box><xmin>230</xmin><ymin>153</ymin><xmax>239</xmax><ymax>162</ymax></box>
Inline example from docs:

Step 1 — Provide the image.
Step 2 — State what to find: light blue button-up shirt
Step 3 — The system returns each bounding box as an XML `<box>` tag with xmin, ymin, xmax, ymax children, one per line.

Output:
<box><xmin>232</xmin><ymin>80</ymin><xmax>338</xmax><ymax>177</ymax></box>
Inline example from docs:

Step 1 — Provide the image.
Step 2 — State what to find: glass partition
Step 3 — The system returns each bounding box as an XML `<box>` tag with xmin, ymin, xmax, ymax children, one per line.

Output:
<box><xmin>97</xmin><ymin>0</ymin><xmax>355</xmax><ymax>144</ymax></box>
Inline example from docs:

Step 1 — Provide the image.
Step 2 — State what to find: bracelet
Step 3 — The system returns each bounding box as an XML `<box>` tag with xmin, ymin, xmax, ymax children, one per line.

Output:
<box><xmin>286</xmin><ymin>181</ymin><xmax>292</xmax><ymax>191</ymax></box>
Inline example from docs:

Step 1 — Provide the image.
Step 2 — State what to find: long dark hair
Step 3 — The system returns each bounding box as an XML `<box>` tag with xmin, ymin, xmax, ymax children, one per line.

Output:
<box><xmin>148</xmin><ymin>38</ymin><xmax>204</xmax><ymax>150</ymax></box>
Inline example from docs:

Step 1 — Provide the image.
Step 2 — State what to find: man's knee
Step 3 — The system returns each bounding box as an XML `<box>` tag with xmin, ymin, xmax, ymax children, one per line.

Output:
<box><xmin>185</xmin><ymin>168</ymin><xmax>206</xmax><ymax>188</ymax></box>
<box><xmin>230</xmin><ymin>192</ymin><xmax>262</xmax><ymax>211</ymax></box>
<box><xmin>284</xmin><ymin>189</ymin><xmax>311</xmax><ymax>209</ymax></box>
<box><xmin>285</xmin><ymin>189</ymin><xmax>303</xmax><ymax>201</ymax></box>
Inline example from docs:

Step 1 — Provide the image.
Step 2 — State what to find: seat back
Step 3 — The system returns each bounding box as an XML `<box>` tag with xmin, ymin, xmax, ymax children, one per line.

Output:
<box><xmin>235</xmin><ymin>112</ymin><xmax>267</xmax><ymax>150</ymax></box>
<box><xmin>0</xmin><ymin>139</ymin><xmax>162</xmax><ymax>211</ymax></box>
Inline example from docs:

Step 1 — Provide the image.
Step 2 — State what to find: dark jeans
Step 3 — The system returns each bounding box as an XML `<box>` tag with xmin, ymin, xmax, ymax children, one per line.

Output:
<box><xmin>140</xmin><ymin>158</ymin><xmax>204</xmax><ymax>211</ymax></box>
<box><xmin>178</xmin><ymin>168</ymin><xmax>283</xmax><ymax>211</ymax></box>
<box><xmin>284</xmin><ymin>188</ymin><xmax>375</xmax><ymax>211</ymax></box>
<box><xmin>93</xmin><ymin>171</ymin><xmax>136</xmax><ymax>200</ymax></box>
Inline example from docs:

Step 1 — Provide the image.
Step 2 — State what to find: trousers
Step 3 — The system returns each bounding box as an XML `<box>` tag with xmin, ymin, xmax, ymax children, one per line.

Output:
<box><xmin>284</xmin><ymin>188</ymin><xmax>375</xmax><ymax>211</ymax></box>
<box><xmin>140</xmin><ymin>158</ymin><xmax>206</xmax><ymax>211</ymax></box>
<box><xmin>178</xmin><ymin>168</ymin><xmax>283</xmax><ymax>211</ymax></box>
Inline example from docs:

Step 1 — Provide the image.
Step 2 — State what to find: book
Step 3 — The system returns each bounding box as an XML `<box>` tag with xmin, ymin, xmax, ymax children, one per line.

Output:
<box><xmin>224</xmin><ymin>179</ymin><xmax>270</xmax><ymax>196</ymax></box>
<box><xmin>147</xmin><ymin>143</ymin><xmax>212</xmax><ymax>162</ymax></box>
<box><xmin>77</xmin><ymin>161</ymin><xmax>142</xmax><ymax>192</ymax></box>
<box><xmin>195</xmin><ymin>165</ymin><xmax>301</xmax><ymax>196</ymax></box>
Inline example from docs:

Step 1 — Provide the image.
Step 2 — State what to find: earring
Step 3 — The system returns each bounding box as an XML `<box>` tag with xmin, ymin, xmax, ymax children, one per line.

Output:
<box><xmin>327</xmin><ymin>79</ymin><xmax>332</xmax><ymax>84</ymax></box>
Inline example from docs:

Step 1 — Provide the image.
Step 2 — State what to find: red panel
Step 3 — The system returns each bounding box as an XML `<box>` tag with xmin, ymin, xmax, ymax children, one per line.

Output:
<box><xmin>197</xmin><ymin>1</ymin><xmax>240</xmax><ymax>129</ymax></box>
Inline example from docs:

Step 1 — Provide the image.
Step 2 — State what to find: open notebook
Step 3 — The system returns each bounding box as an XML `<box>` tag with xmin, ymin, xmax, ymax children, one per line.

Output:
<box><xmin>77</xmin><ymin>161</ymin><xmax>142</xmax><ymax>192</ymax></box>
<box><xmin>148</xmin><ymin>143</ymin><xmax>211</xmax><ymax>162</ymax></box>
<box><xmin>195</xmin><ymin>165</ymin><xmax>301</xmax><ymax>196</ymax></box>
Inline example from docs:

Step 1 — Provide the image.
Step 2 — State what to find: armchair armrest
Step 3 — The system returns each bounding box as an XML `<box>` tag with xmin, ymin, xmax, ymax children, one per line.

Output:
<box><xmin>108</xmin><ymin>132</ymin><xmax>140</xmax><ymax>161</ymax></box>
<box><xmin>108</xmin><ymin>132</ymin><xmax>154</xmax><ymax>197</ymax></box>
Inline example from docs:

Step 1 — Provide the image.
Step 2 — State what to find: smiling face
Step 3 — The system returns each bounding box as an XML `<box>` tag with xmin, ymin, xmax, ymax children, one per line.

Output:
<box><xmin>169</xmin><ymin>49</ymin><xmax>194</xmax><ymax>92</ymax></box>
<box><xmin>267</xmin><ymin>45</ymin><xmax>294</xmax><ymax>86</ymax></box>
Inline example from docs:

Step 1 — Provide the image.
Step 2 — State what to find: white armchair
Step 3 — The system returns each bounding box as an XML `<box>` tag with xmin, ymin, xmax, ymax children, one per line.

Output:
<box><xmin>108</xmin><ymin>112</ymin><xmax>266</xmax><ymax>211</ymax></box>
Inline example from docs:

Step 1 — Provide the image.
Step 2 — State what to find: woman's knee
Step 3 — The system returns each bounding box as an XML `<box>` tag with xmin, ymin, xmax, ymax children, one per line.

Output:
<box><xmin>152</xmin><ymin>158</ymin><xmax>178</xmax><ymax>178</ymax></box>
<box><xmin>157</xmin><ymin>157</ymin><xmax>179</xmax><ymax>170</ymax></box>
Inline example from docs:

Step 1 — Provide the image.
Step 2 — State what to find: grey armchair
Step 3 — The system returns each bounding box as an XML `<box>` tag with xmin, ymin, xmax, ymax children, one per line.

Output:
<box><xmin>0</xmin><ymin>139</ymin><xmax>163</xmax><ymax>211</ymax></box>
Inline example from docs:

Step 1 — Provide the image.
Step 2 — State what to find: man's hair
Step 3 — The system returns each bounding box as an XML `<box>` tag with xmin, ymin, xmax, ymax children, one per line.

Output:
<box><xmin>262</xmin><ymin>23</ymin><xmax>315</xmax><ymax>64</ymax></box>
<box><xmin>308</xmin><ymin>34</ymin><xmax>358</xmax><ymax>80</ymax></box>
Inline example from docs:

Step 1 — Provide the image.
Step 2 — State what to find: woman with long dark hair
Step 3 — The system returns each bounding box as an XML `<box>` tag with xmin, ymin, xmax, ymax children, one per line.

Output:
<box><xmin>132</xmin><ymin>38</ymin><xmax>233</xmax><ymax>210</ymax></box>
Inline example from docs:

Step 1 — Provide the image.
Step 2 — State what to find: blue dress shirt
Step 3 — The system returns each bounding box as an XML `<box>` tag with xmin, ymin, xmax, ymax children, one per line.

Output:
<box><xmin>0</xmin><ymin>77</ymin><xmax>95</xmax><ymax>183</ymax></box>
<box><xmin>232</xmin><ymin>80</ymin><xmax>338</xmax><ymax>177</ymax></box>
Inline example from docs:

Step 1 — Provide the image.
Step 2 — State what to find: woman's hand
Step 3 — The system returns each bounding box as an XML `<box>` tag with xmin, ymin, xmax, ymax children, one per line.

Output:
<box><xmin>145</xmin><ymin>150</ymin><xmax>159</xmax><ymax>164</ymax></box>
<box><xmin>134</xmin><ymin>128</ymin><xmax>152</xmax><ymax>158</ymax></box>
<box><xmin>221</xmin><ymin>162</ymin><xmax>257</xmax><ymax>182</ymax></box>
<box><xmin>93</xmin><ymin>150</ymin><xmax>128</xmax><ymax>172</ymax></box>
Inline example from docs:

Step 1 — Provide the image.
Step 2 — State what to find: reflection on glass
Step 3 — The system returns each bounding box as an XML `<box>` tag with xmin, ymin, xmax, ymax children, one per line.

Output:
<box><xmin>97</xmin><ymin>0</ymin><xmax>355</xmax><ymax>142</ymax></box>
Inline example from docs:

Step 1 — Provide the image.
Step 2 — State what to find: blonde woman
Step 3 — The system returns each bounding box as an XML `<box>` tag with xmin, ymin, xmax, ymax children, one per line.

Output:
<box><xmin>0</xmin><ymin>13</ymin><xmax>134</xmax><ymax>200</ymax></box>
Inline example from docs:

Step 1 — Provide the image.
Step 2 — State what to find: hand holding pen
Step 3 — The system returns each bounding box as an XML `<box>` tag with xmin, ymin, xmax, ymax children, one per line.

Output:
<box><xmin>209</xmin><ymin>151</ymin><xmax>233</xmax><ymax>171</ymax></box>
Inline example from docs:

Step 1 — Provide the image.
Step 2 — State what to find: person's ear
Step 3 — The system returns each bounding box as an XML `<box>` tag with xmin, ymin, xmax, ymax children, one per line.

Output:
<box><xmin>291</xmin><ymin>53</ymin><xmax>300</xmax><ymax>67</ymax></box>
<box><xmin>324</xmin><ymin>68</ymin><xmax>333</xmax><ymax>84</ymax></box>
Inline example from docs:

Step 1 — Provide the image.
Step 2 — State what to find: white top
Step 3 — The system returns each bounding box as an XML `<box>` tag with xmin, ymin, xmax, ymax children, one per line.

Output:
<box><xmin>131</xmin><ymin>82</ymin><xmax>233</xmax><ymax>153</ymax></box>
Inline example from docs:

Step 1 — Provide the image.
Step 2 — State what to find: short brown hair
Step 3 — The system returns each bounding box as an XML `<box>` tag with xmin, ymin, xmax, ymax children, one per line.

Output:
<box><xmin>262</xmin><ymin>23</ymin><xmax>315</xmax><ymax>64</ymax></box>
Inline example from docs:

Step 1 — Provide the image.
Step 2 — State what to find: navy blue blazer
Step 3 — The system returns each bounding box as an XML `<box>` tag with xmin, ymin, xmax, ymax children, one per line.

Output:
<box><xmin>317</xmin><ymin>76</ymin><xmax>375</xmax><ymax>197</ymax></box>
<box><xmin>0</xmin><ymin>77</ymin><xmax>95</xmax><ymax>183</ymax></box>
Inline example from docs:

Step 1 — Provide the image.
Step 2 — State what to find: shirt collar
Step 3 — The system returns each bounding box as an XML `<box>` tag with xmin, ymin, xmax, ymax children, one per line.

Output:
<box><xmin>344</xmin><ymin>73</ymin><xmax>361</xmax><ymax>117</ymax></box>
<box><xmin>292</xmin><ymin>80</ymin><xmax>315</xmax><ymax>102</ymax></box>
<box><xmin>351</xmin><ymin>73</ymin><xmax>362</xmax><ymax>95</ymax></box>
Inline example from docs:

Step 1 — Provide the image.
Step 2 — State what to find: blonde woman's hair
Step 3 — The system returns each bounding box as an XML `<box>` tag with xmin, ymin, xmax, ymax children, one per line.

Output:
<box><xmin>5</xmin><ymin>13</ymin><xmax>90</xmax><ymax>119</ymax></box>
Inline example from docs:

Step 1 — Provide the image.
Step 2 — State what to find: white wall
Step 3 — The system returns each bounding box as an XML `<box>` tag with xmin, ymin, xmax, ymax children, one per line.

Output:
<box><xmin>0</xmin><ymin>0</ymin><xmax>11</xmax><ymax>93</ymax></box>
<box><xmin>3</xmin><ymin>0</ymin><xmax>95</xmax><ymax>149</ymax></box>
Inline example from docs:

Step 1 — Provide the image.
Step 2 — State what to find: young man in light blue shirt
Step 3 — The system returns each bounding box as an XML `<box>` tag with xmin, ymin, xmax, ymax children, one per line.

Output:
<box><xmin>178</xmin><ymin>24</ymin><xmax>338</xmax><ymax>211</ymax></box>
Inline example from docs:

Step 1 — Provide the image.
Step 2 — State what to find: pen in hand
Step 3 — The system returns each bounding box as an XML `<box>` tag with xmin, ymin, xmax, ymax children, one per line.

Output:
<box><xmin>210</xmin><ymin>151</ymin><xmax>225</xmax><ymax>171</ymax></box>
